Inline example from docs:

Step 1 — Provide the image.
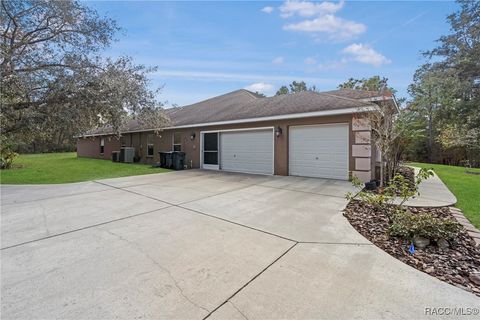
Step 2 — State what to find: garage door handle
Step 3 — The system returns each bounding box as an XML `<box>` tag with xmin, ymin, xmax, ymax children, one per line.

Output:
<box><xmin>315</xmin><ymin>157</ymin><xmax>319</xmax><ymax>160</ymax></box>
<box><xmin>234</xmin><ymin>154</ymin><xmax>236</xmax><ymax>158</ymax></box>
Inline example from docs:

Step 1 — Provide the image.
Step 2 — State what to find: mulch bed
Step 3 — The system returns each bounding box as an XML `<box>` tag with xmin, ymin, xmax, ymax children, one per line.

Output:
<box><xmin>344</xmin><ymin>200</ymin><xmax>480</xmax><ymax>296</ymax></box>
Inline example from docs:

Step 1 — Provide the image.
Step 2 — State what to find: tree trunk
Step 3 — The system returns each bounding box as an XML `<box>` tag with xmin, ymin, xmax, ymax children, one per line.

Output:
<box><xmin>379</xmin><ymin>149</ymin><xmax>384</xmax><ymax>188</ymax></box>
<box><xmin>428</xmin><ymin>104</ymin><xmax>433</xmax><ymax>163</ymax></box>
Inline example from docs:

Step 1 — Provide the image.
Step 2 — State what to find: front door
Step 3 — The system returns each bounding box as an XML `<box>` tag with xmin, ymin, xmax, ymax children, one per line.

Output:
<box><xmin>202</xmin><ymin>132</ymin><xmax>219</xmax><ymax>170</ymax></box>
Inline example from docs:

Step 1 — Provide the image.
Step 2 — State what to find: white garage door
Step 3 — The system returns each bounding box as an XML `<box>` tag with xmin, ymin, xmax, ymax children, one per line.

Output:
<box><xmin>220</xmin><ymin>130</ymin><xmax>273</xmax><ymax>175</ymax></box>
<box><xmin>289</xmin><ymin>124</ymin><xmax>349</xmax><ymax>180</ymax></box>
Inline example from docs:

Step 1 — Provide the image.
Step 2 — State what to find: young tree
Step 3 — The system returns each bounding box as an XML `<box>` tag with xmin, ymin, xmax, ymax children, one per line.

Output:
<box><xmin>275</xmin><ymin>86</ymin><xmax>289</xmax><ymax>96</ymax></box>
<box><xmin>358</xmin><ymin>99</ymin><xmax>398</xmax><ymax>187</ymax></box>
<box><xmin>338</xmin><ymin>76</ymin><xmax>395</xmax><ymax>93</ymax></box>
<box><xmin>275</xmin><ymin>81</ymin><xmax>317</xmax><ymax>96</ymax></box>
<box><xmin>289</xmin><ymin>81</ymin><xmax>308</xmax><ymax>93</ymax></box>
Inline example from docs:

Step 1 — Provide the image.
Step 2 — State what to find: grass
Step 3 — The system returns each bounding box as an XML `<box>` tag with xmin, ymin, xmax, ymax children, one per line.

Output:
<box><xmin>409</xmin><ymin>162</ymin><xmax>480</xmax><ymax>228</ymax></box>
<box><xmin>0</xmin><ymin>152</ymin><xmax>171</xmax><ymax>184</ymax></box>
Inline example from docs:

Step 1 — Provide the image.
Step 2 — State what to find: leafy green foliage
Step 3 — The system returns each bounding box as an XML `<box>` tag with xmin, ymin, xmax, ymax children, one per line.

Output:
<box><xmin>346</xmin><ymin>168</ymin><xmax>434</xmax><ymax>212</ymax></box>
<box><xmin>275</xmin><ymin>81</ymin><xmax>317</xmax><ymax>96</ymax></box>
<box><xmin>407</xmin><ymin>1</ymin><xmax>480</xmax><ymax>165</ymax></box>
<box><xmin>338</xmin><ymin>76</ymin><xmax>396</xmax><ymax>93</ymax></box>
<box><xmin>0</xmin><ymin>0</ymin><xmax>169</xmax><ymax>152</ymax></box>
<box><xmin>275</xmin><ymin>86</ymin><xmax>289</xmax><ymax>96</ymax></box>
<box><xmin>347</xmin><ymin>167</ymin><xmax>461</xmax><ymax>243</ymax></box>
<box><xmin>0</xmin><ymin>138</ymin><xmax>18</xmax><ymax>169</ymax></box>
<box><xmin>388</xmin><ymin>210</ymin><xmax>463</xmax><ymax>241</ymax></box>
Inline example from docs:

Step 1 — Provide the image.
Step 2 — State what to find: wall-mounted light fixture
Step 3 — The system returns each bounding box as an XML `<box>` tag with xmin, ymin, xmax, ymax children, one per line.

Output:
<box><xmin>190</xmin><ymin>132</ymin><xmax>196</xmax><ymax>141</ymax></box>
<box><xmin>275</xmin><ymin>126</ymin><xmax>282</xmax><ymax>138</ymax></box>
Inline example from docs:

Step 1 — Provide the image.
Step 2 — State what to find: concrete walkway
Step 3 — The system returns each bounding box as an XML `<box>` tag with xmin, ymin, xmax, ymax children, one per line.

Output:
<box><xmin>394</xmin><ymin>167</ymin><xmax>457</xmax><ymax>207</ymax></box>
<box><xmin>2</xmin><ymin>170</ymin><xmax>478</xmax><ymax>319</ymax></box>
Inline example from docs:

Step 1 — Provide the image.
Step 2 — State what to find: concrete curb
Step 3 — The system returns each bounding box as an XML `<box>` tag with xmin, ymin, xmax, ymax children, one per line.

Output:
<box><xmin>449</xmin><ymin>207</ymin><xmax>480</xmax><ymax>247</ymax></box>
<box><xmin>393</xmin><ymin>167</ymin><xmax>457</xmax><ymax>208</ymax></box>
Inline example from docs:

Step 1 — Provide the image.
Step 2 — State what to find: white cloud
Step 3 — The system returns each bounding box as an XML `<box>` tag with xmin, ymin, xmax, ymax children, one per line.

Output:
<box><xmin>304</xmin><ymin>57</ymin><xmax>317</xmax><ymax>65</ymax></box>
<box><xmin>342</xmin><ymin>43</ymin><xmax>391</xmax><ymax>67</ymax></box>
<box><xmin>280</xmin><ymin>0</ymin><xmax>344</xmax><ymax>18</ymax></box>
<box><xmin>272</xmin><ymin>56</ymin><xmax>284</xmax><ymax>64</ymax></box>
<box><xmin>261</xmin><ymin>6</ymin><xmax>274</xmax><ymax>14</ymax></box>
<box><xmin>279</xmin><ymin>1</ymin><xmax>365</xmax><ymax>41</ymax></box>
<box><xmin>244</xmin><ymin>82</ymin><xmax>274</xmax><ymax>94</ymax></box>
<box><xmin>283</xmin><ymin>14</ymin><xmax>366</xmax><ymax>41</ymax></box>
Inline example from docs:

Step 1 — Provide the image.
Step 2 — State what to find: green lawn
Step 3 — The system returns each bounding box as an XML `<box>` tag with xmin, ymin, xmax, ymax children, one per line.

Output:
<box><xmin>409</xmin><ymin>162</ymin><xmax>480</xmax><ymax>228</ymax></box>
<box><xmin>0</xmin><ymin>152</ymin><xmax>170</xmax><ymax>184</ymax></box>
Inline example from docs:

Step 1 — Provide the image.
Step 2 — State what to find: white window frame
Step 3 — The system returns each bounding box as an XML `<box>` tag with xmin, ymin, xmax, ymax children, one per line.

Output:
<box><xmin>172</xmin><ymin>132</ymin><xmax>182</xmax><ymax>151</ymax></box>
<box><xmin>100</xmin><ymin>137</ymin><xmax>105</xmax><ymax>154</ymax></box>
<box><xmin>147</xmin><ymin>133</ymin><xmax>154</xmax><ymax>157</ymax></box>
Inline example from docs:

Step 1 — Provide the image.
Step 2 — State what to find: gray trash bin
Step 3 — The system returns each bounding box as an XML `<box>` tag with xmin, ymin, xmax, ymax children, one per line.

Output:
<box><xmin>172</xmin><ymin>152</ymin><xmax>185</xmax><ymax>170</ymax></box>
<box><xmin>159</xmin><ymin>152</ymin><xmax>172</xmax><ymax>168</ymax></box>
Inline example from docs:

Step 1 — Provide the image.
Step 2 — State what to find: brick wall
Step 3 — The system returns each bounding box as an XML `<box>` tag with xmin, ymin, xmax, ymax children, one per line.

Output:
<box><xmin>77</xmin><ymin>136</ymin><xmax>121</xmax><ymax>160</ymax></box>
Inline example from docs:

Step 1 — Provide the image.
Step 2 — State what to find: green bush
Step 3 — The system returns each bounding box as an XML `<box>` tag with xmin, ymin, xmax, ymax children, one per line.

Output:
<box><xmin>388</xmin><ymin>209</ymin><xmax>463</xmax><ymax>241</ymax></box>
<box><xmin>0</xmin><ymin>139</ymin><xmax>18</xmax><ymax>169</ymax></box>
<box><xmin>346</xmin><ymin>168</ymin><xmax>434</xmax><ymax>211</ymax></box>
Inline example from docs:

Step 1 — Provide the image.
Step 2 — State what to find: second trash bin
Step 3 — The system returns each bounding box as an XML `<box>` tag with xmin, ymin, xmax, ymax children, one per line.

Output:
<box><xmin>172</xmin><ymin>151</ymin><xmax>185</xmax><ymax>170</ymax></box>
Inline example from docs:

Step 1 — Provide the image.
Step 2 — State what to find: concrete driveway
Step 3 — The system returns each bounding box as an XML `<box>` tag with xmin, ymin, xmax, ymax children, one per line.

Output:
<box><xmin>1</xmin><ymin>170</ymin><xmax>478</xmax><ymax>319</ymax></box>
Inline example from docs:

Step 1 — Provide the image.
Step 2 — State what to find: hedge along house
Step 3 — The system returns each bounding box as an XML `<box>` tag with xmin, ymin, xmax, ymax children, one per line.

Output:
<box><xmin>76</xmin><ymin>88</ymin><xmax>398</xmax><ymax>182</ymax></box>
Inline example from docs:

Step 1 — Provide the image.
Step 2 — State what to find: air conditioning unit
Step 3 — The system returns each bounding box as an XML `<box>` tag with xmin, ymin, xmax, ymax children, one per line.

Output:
<box><xmin>120</xmin><ymin>147</ymin><xmax>135</xmax><ymax>163</ymax></box>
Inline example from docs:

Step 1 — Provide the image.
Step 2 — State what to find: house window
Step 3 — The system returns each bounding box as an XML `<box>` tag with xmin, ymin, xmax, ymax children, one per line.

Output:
<box><xmin>100</xmin><ymin>137</ymin><xmax>105</xmax><ymax>154</ymax></box>
<box><xmin>173</xmin><ymin>132</ymin><xmax>181</xmax><ymax>151</ymax></box>
<box><xmin>147</xmin><ymin>133</ymin><xmax>154</xmax><ymax>157</ymax></box>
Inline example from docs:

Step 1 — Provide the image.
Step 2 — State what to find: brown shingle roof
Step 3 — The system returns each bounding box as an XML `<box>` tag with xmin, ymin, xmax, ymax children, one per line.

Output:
<box><xmin>170</xmin><ymin>90</ymin><xmax>374</xmax><ymax>126</ymax></box>
<box><xmin>325</xmin><ymin>88</ymin><xmax>392</xmax><ymax>100</ymax></box>
<box><xmin>80</xmin><ymin>88</ymin><xmax>384</xmax><ymax>136</ymax></box>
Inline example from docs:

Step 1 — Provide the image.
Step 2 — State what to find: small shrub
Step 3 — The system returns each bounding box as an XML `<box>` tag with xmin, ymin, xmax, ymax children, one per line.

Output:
<box><xmin>346</xmin><ymin>168</ymin><xmax>434</xmax><ymax>210</ymax></box>
<box><xmin>388</xmin><ymin>209</ymin><xmax>463</xmax><ymax>241</ymax></box>
<box><xmin>0</xmin><ymin>140</ymin><xmax>18</xmax><ymax>169</ymax></box>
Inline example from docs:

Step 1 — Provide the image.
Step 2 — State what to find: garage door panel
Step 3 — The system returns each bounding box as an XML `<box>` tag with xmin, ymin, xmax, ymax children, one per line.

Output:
<box><xmin>290</xmin><ymin>160</ymin><xmax>347</xmax><ymax>168</ymax></box>
<box><xmin>220</xmin><ymin>130</ymin><xmax>273</xmax><ymax>175</ymax></box>
<box><xmin>289</xmin><ymin>124</ymin><xmax>349</xmax><ymax>180</ymax></box>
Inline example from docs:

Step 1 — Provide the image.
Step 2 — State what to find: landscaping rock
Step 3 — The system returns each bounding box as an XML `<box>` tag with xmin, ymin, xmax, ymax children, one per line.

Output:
<box><xmin>413</xmin><ymin>236</ymin><xmax>430</xmax><ymax>249</ymax></box>
<box><xmin>424</xmin><ymin>266</ymin><xmax>435</xmax><ymax>274</ymax></box>
<box><xmin>469</xmin><ymin>273</ymin><xmax>480</xmax><ymax>285</ymax></box>
<box><xmin>437</xmin><ymin>238</ymin><xmax>449</xmax><ymax>249</ymax></box>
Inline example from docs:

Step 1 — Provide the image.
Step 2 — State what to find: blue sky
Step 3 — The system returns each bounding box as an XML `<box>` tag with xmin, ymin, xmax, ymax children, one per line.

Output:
<box><xmin>89</xmin><ymin>1</ymin><xmax>457</xmax><ymax>106</ymax></box>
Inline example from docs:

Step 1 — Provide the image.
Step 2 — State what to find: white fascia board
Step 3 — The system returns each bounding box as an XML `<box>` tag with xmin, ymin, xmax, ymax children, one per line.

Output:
<box><xmin>77</xmin><ymin>106</ymin><xmax>375</xmax><ymax>138</ymax></box>
<box><xmin>360</xmin><ymin>96</ymin><xmax>400</xmax><ymax>112</ymax></box>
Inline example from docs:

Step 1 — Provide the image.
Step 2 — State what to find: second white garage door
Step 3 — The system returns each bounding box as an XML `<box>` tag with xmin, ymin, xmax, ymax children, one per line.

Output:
<box><xmin>289</xmin><ymin>124</ymin><xmax>349</xmax><ymax>180</ymax></box>
<box><xmin>220</xmin><ymin>130</ymin><xmax>273</xmax><ymax>175</ymax></box>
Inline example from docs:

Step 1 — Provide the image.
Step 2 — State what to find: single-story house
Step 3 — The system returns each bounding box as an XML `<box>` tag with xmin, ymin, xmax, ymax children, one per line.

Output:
<box><xmin>76</xmin><ymin>88</ymin><xmax>397</xmax><ymax>182</ymax></box>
